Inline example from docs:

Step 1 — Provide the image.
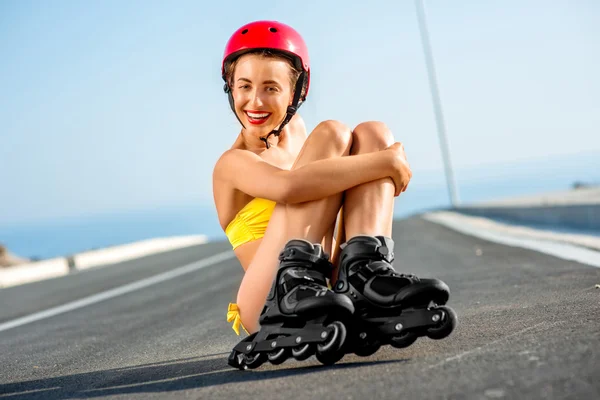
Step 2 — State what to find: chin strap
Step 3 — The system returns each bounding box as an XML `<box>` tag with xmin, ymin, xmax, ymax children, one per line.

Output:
<box><xmin>224</xmin><ymin>71</ymin><xmax>307</xmax><ymax>149</ymax></box>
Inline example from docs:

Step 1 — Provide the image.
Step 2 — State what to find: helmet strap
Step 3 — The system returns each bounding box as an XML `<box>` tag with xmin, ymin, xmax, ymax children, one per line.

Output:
<box><xmin>224</xmin><ymin>83</ymin><xmax>247</xmax><ymax>129</ymax></box>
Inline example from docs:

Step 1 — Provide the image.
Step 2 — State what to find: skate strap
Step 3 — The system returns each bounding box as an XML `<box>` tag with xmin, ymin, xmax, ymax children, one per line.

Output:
<box><xmin>341</xmin><ymin>241</ymin><xmax>394</xmax><ymax>263</ymax></box>
<box><xmin>279</xmin><ymin>247</ymin><xmax>333</xmax><ymax>275</ymax></box>
<box><xmin>368</xmin><ymin>260</ymin><xmax>395</xmax><ymax>274</ymax></box>
<box><xmin>227</xmin><ymin>303</ymin><xmax>249</xmax><ymax>336</ymax></box>
<box><xmin>353</xmin><ymin>261</ymin><xmax>417</xmax><ymax>281</ymax></box>
<box><xmin>280</xmin><ymin>268</ymin><xmax>328</xmax><ymax>293</ymax></box>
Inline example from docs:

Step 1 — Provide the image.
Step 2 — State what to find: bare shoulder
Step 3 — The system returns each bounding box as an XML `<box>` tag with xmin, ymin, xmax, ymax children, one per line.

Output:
<box><xmin>213</xmin><ymin>149</ymin><xmax>259</xmax><ymax>179</ymax></box>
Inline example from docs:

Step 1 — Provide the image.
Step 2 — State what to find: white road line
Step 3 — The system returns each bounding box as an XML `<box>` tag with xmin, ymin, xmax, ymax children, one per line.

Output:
<box><xmin>423</xmin><ymin>212</ymin><xmax>600</xmax><ymax>268</ymax></box>
<box><xmin>0</xmin><ymin>250</ymin><xmax>235</xmax><ymax>333</ymax></box>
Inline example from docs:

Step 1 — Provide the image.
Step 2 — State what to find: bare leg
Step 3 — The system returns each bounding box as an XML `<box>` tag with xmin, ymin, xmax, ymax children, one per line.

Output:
<box><xmin>285</xmin><ymin>121</ymin><xmax>352</xmax><ymax>241</ymax></box>
<box><xmin>344</xmin><ymin>121</ymin><xmax>395</xmax><ymax>238</ymax></box>
<box><xmin>328</xmin><ymin>121</ymin><xmax>396</xmax><ymax>282</ymax></box>
<box><xmin>236</xmin><ymin>120</ymin><xmax>353</xmax><ymax>332</ymax></box>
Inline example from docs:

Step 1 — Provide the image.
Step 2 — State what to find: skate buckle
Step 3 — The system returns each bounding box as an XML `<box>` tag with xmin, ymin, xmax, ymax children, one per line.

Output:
<box><xmin>378</xmin><ymin>246</ymin><xmax>389</xmax><ymax>257</ymax></box>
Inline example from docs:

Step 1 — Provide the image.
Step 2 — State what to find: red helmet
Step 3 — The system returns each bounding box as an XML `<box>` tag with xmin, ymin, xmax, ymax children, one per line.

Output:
<box><xmin>221</xmin><ymin>20</ymin><xmax>310</xmax><ymax>100</ymax></box>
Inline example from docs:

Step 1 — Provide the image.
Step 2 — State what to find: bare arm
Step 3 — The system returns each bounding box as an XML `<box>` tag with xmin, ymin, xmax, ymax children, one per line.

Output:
<box><xmin>214</xmin><ymin>147</ymin><xmax>406</xmax><ymax>204</ymax></box>
<box><xmin>283</xmin><ymin>152</ymin><xmax>396</xmax><ymax>203</ymax></box>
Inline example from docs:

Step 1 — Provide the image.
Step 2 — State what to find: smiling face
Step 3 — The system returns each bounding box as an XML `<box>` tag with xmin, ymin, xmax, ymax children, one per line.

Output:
<box><xmin>228</xmin><ymin>53</ymin><xmax>296</xmax><ymax>136</ymax></box>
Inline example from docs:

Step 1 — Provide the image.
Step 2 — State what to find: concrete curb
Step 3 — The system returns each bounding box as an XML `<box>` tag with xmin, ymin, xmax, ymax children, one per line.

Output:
<box><xmin>424</xmin><ymin>210</ymin><xmax>600</xmax><ymax>252</ymax></box>
<box><xmin>0</xmin><ymin>235</ymin><xmax>208</xmax><ymax>289</ymax></box>
<box><xmin>453</xmin><ymin>187</ymin><xmax>600</xmax><ymax>232</ymax></box>
<box><xmin>455</xmin><ymin>204</ymin><xmax>600</xmax><ymax>231</ymax></box>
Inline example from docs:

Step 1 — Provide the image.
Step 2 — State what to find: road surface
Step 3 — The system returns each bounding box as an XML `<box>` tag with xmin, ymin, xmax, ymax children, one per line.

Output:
<box><xmin>1</xmin><ymin>217</ymin><xmax>599</xmax><ymax>399</ymax></box>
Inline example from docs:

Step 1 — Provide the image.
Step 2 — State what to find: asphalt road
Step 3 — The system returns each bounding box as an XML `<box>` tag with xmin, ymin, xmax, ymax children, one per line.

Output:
<box><xmin>1</xmin><ymin>217</ymin><xmax>599</xmax><ymax>400</ymax></box>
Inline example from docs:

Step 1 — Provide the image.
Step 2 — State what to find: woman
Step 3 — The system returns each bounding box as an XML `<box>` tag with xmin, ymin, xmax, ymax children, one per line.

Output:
<box><xmin>213</xmin><ymin>21</ymin><xmax>456</xmax><ymax>369</ymax></box>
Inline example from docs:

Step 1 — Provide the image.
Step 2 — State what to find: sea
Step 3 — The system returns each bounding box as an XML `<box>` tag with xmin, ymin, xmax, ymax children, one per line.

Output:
<box><xmin>2</xmin><ymin>154</ymin><xmax>599</xmax><ymax>260</ymax></box>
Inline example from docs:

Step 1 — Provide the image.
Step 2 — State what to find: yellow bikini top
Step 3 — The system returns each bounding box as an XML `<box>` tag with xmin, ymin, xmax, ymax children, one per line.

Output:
<box><xmin>225</xmin><ymin>198</ymin><xmax>276</xmax><ymax>250</ymax></box>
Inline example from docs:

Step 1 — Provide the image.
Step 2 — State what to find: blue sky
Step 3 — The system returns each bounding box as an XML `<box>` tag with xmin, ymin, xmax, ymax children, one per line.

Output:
<box><xmin>1</xmin><ymin>0</ymin><xmax>599</xmax><ymax>225</ymax></box>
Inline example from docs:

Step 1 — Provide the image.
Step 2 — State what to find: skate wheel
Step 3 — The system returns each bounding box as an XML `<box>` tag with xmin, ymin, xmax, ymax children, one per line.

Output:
<box><xmin>243</xmin><ymin>352</ymin><xmax>267</xmax><ymax>369</ymax></box>
<box><xmin>267</xmin><ymin>347</ymin><xmax>291</xmax><ymax>365</ymax></box>
<box><xmin>426</xmin><ymin>306</ymin><xmax>457</xmax><ymax>340</ymax></box>
<box><xmin>292</xmin><ymin>343</ymin><xmax>315</xmax><ymax>361</ymax></box>
<box><xmin>316</xmin><ymin>321</ymin><xmax>347</xmax><ymax>366</ymax></box>
<box><xmin>354</xmin><ymin>340</ymin><xmax>381</xmax><ymax>357</ymax></box>
<box><xmin>389</xmin><ymin>331</ymin><xmax>418</xmax><ymax>349</ymax></box>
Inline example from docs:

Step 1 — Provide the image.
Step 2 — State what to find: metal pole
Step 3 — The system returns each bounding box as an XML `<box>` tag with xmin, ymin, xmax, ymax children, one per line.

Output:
<box><xmin>414</xmin><ymin>0</ymin><xmax>460</xmax><ymax>207</ymax></box>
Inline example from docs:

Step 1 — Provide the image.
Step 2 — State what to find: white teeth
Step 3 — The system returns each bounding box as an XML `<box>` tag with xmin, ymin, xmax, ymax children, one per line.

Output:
<box><xmin>247</xmin><ymin>112</ymin><xmax>270</xmax><ymax>119</ymax></box>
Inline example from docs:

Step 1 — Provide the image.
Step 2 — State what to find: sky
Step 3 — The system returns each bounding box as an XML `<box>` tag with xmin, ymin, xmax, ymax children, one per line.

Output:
<box><xmin>1</xmin><ymin>0</ymin><xmax>599</xmax><ymax>225</ymax></box>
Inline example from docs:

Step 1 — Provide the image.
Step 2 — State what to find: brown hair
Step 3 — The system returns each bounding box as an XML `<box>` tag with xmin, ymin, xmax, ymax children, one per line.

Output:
<box><xmin>223</xmin><ymin>49</ymin><xmax>308</xmax><ymax>98</ymax></box>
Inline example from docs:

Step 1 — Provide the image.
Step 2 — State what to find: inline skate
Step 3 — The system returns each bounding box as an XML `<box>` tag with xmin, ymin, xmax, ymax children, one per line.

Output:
<box><xmin>334</xmin><ymin>235</ymin><xmax>457</xmax><ymax>357</ymax></box>
<box><xmin>228</xmin><ymin>239</ymin><xmax>355</xmax><ymax>369</ymax></box>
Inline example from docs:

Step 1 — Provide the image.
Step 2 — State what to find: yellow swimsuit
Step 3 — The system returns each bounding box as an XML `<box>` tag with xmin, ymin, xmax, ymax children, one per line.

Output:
<box><xmin>225</xmin><ymin>198</ymin><xmax>276</xmax><ymax>250</ymax></box>
<box><xmin>225</xmin><ymin>198</ymin><xmax>276</xmax><ymax>335</ymax></box>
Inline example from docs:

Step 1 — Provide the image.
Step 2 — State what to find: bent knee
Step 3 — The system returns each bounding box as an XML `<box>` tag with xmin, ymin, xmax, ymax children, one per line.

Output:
<box><xmin>311</xmin><ymin>120</ymin><xmax>353</xmax><ymax>155</ymax></box>
<box><xmin>352</xmin><ymin>121</ymin><xmax>394</xmax><ymax>153</ymax></box>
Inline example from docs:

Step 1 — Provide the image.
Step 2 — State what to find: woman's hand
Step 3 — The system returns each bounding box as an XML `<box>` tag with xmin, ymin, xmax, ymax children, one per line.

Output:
<box><xmin>385</xmin><ymin>142</ymin><xmax>412</xmax><ymax>196</ymax></box>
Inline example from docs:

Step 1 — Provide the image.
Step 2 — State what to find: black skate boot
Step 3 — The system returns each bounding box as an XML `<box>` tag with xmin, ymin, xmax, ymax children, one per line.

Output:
<box><xmin>228</xmin><ymin>239</ymin><xmax>355</xmax><ymax>370</ymax></box>
<box><xmin>334</xmin><ymin>235</ymin><xmax>457</xmax><ymax>357</ymax></box>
